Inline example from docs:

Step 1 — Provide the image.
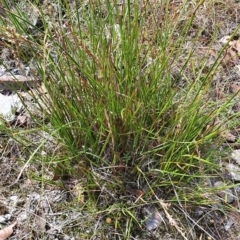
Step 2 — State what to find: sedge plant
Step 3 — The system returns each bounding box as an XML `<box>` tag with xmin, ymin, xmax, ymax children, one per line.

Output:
<box><xmin>1</xmin><ymin>0</ymin><xmax>239</xmax><ymax>238</ymax></box>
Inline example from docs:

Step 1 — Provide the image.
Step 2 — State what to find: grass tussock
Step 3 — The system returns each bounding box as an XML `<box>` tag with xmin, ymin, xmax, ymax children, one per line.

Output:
<box><xmin>1</xmin><ymin>0</ymin><xmax>240</xmax><ymax>238</ymax></box>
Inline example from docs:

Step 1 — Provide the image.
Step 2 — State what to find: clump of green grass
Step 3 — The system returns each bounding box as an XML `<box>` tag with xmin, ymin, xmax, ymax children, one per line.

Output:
<box><xmin>2</xmin><ymin>0</ymin><xmax>239</xmax><ymax>238</ymax></box>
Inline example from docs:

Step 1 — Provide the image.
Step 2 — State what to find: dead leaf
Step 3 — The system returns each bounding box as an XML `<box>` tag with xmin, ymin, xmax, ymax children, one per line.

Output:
<box><xmin>230</xmin><ymin>83</ymin><xmax>240</xmax><ymax>94</ymax></box>
<box><xmin>0</xmin><ymin>222</ymin><xmax>17</xmax><ymax>240</ymax></box>
<box><xmin>214</xmin><ymin>88</ymin><xmax>225</xmax><ymax>99</ymax></box>
<box><xmin>14</xmin><ymin>115</ymin><xmax>28</xmax><ymax>127</ymax></box>
<box><xmin>208</xmin><ymin>49</ymin><xmax>217</xmax><ymax>57</ymax></box>
<box><xmin>220</xmin><ymin>36</ymin><xmax>240</xmax><ymax>67</ymax></box>
<box><xmin>223</xmin><ymin>47</ymin><xmax>239</xmax><ymax>66</ymax></box>
<box><xmin>126</xmin><ymin>188</ymin><xmax>144</xmax><ymax>198</ymax></box>
<box><xmin>35</xmin><ymin>210</ymin><xmax>46</xmax><ymax>233</ymax></box>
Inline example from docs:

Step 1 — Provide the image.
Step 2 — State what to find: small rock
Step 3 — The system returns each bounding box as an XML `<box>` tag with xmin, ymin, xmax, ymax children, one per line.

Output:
<box><xmin>17</xmin><ymin>212</ymin><xmax>27</xmax><ymax>222</ymax></box>
<box><xmin>234</xmin><ymin>185</ymin><xmax>240</xmax><ymax>195</ymax></box>
<box><xmin>224</xmin><ymin>218</ymin><xmax>234</xmax><ymax>231</ymax></box>
<box><xmin>145</xmin><ymin>211</ymin><xmax>163</xmax><ymax>231</ymax></box>
<box><xmin>222</xmin><ymin>131</ymin><xmax>236</xmax><ymax>143</ymax></box>
<box><xmin>0</xmin><ymin>216</ymin><xmax>6</xmax><ymax>223</ymax></box>
<box><xmin>192</xmin><ymin>207</ymin><xmax>205</xmax><ymax>218</ymax></box>
<box><xmin>219</xmin><ymin>35</ymin><xmax>231</xmax><ymax>44</ymax></box>
<box><xmin>63</xmin><ymin>236</ymin><xmax>75</xmax><ymax>240</ymax></box>
<box><xmin>231</xmin><ymin>150</ymin><xmax>240</xmax><ymax>165</ymax></box>
<box><xmin>214</xmin><ymin>181</ymin><xmax>234</xmax><ymax>203</ymax></box>
<box><xmin>9</xmin><ymin>196</ymin><xmax>18</xmax><ymax>203</ymax></box>
<box><xmin>4</xmin><ymin>214</ymin><xmax>12</xmax><ymax>221</ymax></box>
<box><xmin>236</xmin><ymin>65</ymin><xmax>240</xmax><ymax>76</ymax></box>
<box><xmin>226</xmin><ymin>163</ymin><xmax>240</xmax><ymax>181</ymax></box>
<box><xmin>0</xmin><ymin>93</ymin><xmax>22</xmax><ymax>123</ymax></box>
